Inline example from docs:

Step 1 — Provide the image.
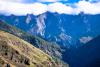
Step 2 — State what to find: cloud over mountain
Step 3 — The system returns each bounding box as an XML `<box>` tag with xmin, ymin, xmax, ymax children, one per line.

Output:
<box><xmin>37</xmin><ymin>0</ymin><xmax>68</xmax><ymax>2</ymax></box>
<box><xmin>0</xmin><ymin>0</ymin><xmax>23</xmax><ymax>2</ymax></box>
<box><xmin>37</xmin><ymin>0</ymin><xmax>58</xmax><ymax>2</ymax></box>
<box><xmin>0</xmin><ymin>1</ymin><xmax>47</xmax><ymax>15</ymax></box>
<box><xmin>0</xmin><ymin>0</ymin><xmax>100</xmax><ymax>15</ymax></box>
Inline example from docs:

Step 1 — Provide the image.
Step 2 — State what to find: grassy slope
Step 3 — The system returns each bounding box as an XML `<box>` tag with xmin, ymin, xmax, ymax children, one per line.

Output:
<box><xmin>0</xmin><ymin>30</ymin><xmax>58</xmax><ymax>67</ymax></box>
<box><xmin>0</xmin><ymin>20</ymin><xmax>69</xmax><ymax>67</ymax></box>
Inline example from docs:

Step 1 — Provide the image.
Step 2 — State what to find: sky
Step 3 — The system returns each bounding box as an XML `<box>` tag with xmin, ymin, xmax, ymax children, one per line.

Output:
<box><xmin>0</xmin><ymin>0</ymin><xmax>100</xmax><ymax>15</ymax></box>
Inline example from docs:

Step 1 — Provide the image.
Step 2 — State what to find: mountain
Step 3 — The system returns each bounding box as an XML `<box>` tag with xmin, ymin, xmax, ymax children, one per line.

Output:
<box><xmin>1</xmin><ymin>12</ymin><xmax>100</xmax><ymax>67</ymax></box>
<box><xmin>0</xmin><ymin>13</ymin><xmax>100</xmax><ymax>47</ymax></box>
<box><xmin>63</xmin><ymin>35</ymin><xmax>100</xmax><ymax>67</ymax></box>
<box><xmin>0</xmin><ymin>20</ymin><xmax>68</xmax><ymax>67</ymax></box>
<box><xmin>0</xmin><ymin>30</ymin><xmax>58</xmax><ymax>67</ymax></box>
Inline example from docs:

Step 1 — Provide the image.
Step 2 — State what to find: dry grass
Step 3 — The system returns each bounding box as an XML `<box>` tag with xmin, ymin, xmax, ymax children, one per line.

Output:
<box><xmin>0</xmin><ymin>30</ymin><xmax>57</xmax><ymax>67</ymax></box>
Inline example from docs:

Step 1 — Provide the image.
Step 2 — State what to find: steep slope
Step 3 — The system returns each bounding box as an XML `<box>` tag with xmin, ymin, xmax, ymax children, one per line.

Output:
<box><xmin>0</xmin><ymin>20</ymin><xmax>68</xmax><ymax>67</ymax></box>
<box><xmin>64</xmin><ymin>35</ymin><xmax>100</xmax><ymax>67</ymax></box>
<box><xmin>0</xmin><ymin>20</ymin><xmax>62</xmax><ymax>59</ymax></box>
<box><xmin>0</xmin><ymin>30</ymin><xmax>58</xmax><ymax>67</ymax></box>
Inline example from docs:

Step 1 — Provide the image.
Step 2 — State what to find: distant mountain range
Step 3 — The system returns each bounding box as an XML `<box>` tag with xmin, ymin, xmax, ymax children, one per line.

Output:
<box><xmin>0</xmin><ymin>12</ymin><xmax>100</xmax><ymax>67</ymax></box>
<box><xmin>0</xmin><ymin>12</ymin><xmax>100</xmax><ymax>48</ymax></box>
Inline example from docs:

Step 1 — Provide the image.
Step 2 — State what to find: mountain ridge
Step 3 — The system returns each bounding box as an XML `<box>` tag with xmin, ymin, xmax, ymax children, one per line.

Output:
<box><xmin>0</xmin><ymin>20</ymin><xmax>68</xmax><ymax>67</ymax></box>
<box><xmin>1</xmin><ymin>13</ymin><xmax>100</xmax><ymax>47</ymax></box>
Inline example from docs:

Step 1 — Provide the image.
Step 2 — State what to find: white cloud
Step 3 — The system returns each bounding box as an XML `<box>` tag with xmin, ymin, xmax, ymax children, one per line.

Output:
<box><xmin>0</xmin><ymin>0</ymin><xmax>100</xmax><ymax>15</ymax></box>
<box><xmin>37</xmin><ymin>0</ymin><xmax>68</xmax><ymax>2</ymax></box>
<box><xmin>48</xmin><ymin>2</ymin><xmax>73</xmax><ymax>14</ymax></box>
<box><xmin>0</xmin><ymin>1</ymin><xmax>47</xmax><ymax>15</ymax></box>
<box><xmin>37</xmin><ymin>0</ymin><xmax>57</xmax><ymax>2</ymax></box>
<box><xmin>0</xmin><ymin>0</ymin><xmax>23</xmax><ymax>2</ymax></box>
<box><xmin>76</xmin><ymin>1</ymin><xmax>100</xmax><ymax>14</ymax></box>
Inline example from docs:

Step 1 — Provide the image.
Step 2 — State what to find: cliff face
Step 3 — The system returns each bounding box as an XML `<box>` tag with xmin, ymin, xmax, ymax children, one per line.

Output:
<box><xmin>0</xmin><ymin>30</ymin><xmax>58</xmax><ymax>67</ymax></box>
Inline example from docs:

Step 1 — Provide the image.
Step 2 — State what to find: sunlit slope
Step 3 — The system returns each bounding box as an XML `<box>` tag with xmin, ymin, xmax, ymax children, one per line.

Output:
<box><xmin>0</xmin><ymin>30</ymin><xmax>57</xmax><ymax>67</ymax></box>
<box><xmin>0</xmin><ymin>20</ymin><xmax>69</xmax><ymax>67</ymax></box>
